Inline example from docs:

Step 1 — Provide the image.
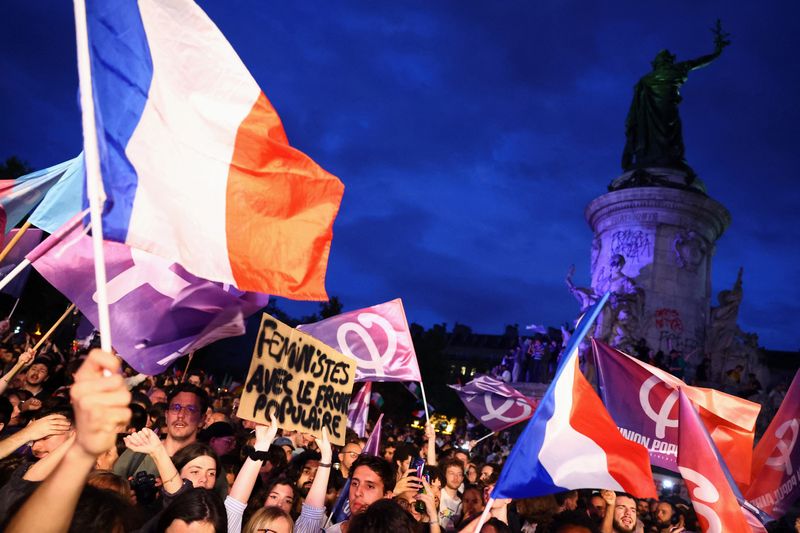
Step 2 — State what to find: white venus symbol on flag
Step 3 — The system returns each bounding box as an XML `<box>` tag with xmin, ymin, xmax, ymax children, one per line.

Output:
<box><xmin>765</xmin><ymin>418</ymin><xmax>798</xmax><ymax>476</ymax></box>
<box><xmin>93</xmin><ymin>248</ymin><xmax>190</xmax><ymax>304</ymax></box>
<box><xmin>639</xmin><ymin>376</ymin><xmax>679</xmax><ymax>439</ymax></box>
<box><xmin>336</xmin><ymin>313</ymin><xmax>398</xmax><ymax>376</ymax></box>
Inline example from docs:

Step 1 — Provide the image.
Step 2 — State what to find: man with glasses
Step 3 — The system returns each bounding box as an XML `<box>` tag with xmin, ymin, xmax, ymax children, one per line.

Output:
<box><xmin>114</xmin><ymin>383</ymin><xmax>209</xmax><ymax>480</ymax></box>
<box><xmin>332</xmin><ymin>441</ymin><xmax>363</xmax><ymax>486</ymax></box>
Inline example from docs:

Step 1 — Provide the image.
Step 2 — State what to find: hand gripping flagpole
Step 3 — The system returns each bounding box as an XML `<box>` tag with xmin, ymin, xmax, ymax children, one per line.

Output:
<box><xmin>73</xmin><ymin>0</ymin><xmax>112</xmax><ymax>353</ymax></box>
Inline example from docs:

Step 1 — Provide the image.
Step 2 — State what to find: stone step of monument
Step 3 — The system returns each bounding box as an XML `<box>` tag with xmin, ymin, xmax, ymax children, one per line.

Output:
<box><xmin>509</xmin><ymin>381</ymin><xmax>550</xmax><ymax>402</ymax></box>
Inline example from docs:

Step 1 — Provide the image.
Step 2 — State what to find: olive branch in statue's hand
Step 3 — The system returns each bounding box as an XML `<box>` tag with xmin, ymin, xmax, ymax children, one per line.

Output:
<box><xmin>712</xmin><ymin>19</ymin><xmax>731</xmax><ymax>51</ymax></box>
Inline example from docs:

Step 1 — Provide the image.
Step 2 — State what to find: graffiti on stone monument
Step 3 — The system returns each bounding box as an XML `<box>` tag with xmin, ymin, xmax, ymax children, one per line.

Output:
<box><xmin>654</xmin><ymin>307</ymin><xmax>699</xmax><ymax>353</ymax></box>
<box><xmin>611</xmin><ymin>229</ymin><xmax>652</xmax><ymax>261</ymax></box>
<box><xmin>655</xmin><ymin>308</ymin><xmax>683</xmax><ymax>333</ymax></box>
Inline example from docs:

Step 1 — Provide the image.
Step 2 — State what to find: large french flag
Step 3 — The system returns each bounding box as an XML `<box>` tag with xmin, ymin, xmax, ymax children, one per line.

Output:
<box><xmin>85</xmin><ymin>0</ymin><xmax>344</xmax><ymax>299</ymax></box>
<box><xmin>492</xmin><ymin>295</ymin><xmax>657</xmax><ymax>499</ymax></box>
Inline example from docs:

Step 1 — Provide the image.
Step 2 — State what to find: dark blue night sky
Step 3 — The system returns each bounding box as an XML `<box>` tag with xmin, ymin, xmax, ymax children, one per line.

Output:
<box><xmin>2</xmin><ymin>1</ymin><xmax>798</xmax><ymax>351</ymax></box>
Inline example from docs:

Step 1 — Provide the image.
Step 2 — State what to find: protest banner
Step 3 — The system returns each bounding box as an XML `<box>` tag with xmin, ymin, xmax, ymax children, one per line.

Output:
<box><xmin>238</xmin><ymin>313</ymin><xmax>356</xmax><ymax>446</ymax></box>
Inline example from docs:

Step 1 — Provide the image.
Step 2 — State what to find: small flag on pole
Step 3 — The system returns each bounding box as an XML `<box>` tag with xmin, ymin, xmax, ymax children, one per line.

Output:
<box><xmin>449</xmin><ymin>375</ymin><xmax>537</xmax><ymax>432</ymax></box>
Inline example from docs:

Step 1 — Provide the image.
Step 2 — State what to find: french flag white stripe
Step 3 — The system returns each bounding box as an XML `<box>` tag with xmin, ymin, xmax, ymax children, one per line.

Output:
<box><xmin>125</xmin><ymin>0</ymin><xmax>261</xmax><ymax>285</ymax></box>
<box><xmin>539</xmin><ymin>348</ymin><xmax>624</xmax><ymax>491</ymax></box>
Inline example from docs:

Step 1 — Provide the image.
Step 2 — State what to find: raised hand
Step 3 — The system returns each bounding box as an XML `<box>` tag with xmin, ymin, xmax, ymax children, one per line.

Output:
<box><xmin>424</xmin><ymin>421</ymin><xmax>436</xmax><ymax>442</ymax></box>
<box><xmin>17</xmin><ymin>350</ymin><xmax>34</xmax><ymax>368</ymax></box>
<box><xmin>124</xmin><ymin>427</ymin><xmax>165</xmax><ymax>456</ymax></box>
<box><xmin>70</xmin><ymin>349</ymin><xmax>131</xmax><ymax>456</ymax></box>
<box><xmin>317</xmin><ymin>426</ymin><xmax>332</xmax><ymax>464</ymax></box>
<box><xmin>254</xmin><ymin>412</ymin><xmax>279</xmax><ymax>452</ymax></box>
<box><xmin>393</xmin><ymin>474</ymin><xmax>423</xmax><ymax>496</ymax></box>
<box><xmin>19</xmin><ymin>397</ymin><xmax>41</xmax><ymax>412</ymax></box>
<box><xmin>24</xmin><ymin>414</ymin><xmax>72</xmax><ymax>441</ymax></box>
<box><xmin>600</xmin><ymin>489</ymin><xmax>616</xmax><ymax>507</ymax></box>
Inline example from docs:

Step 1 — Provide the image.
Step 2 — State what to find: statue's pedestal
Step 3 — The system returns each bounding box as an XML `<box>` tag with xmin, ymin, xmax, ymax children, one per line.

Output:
<box><xmin>584</xmin><ymin>184</ymin><xmax>730</xmax><ymax>356</ymax></box>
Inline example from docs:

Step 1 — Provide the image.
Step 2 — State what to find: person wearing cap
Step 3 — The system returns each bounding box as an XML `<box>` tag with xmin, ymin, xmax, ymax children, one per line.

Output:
<box><xmin>200</xmin><ymin>421</ymin><xmax>237</xmax><ymax>458</ymax></box>
<box><xmin>272</xmin><ymin>436</ymin><xmax>295</xmax><ymax>462</ymax></box>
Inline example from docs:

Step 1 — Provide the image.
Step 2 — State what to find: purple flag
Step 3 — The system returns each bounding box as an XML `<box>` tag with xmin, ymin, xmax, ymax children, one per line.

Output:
<box><xmin>297</xmin><ymin>299</ymin><xmax>421</xmax><ymax>382</ymax></box>
<box><xmin>449</xmin><ymin>375</ymin><xmax>537</xmax><ymax>432</ymax></box>
<box><xmin>347</xmin><ymin>382</ymin><xmax>372</xmax><ymax>438</ymax></box>
<box><xmin>0</xmin><ymin>227</ymin><xmax>43</xmax><ymax>297</ymax></box>
<box><xmin>363</xmin><ymin>412</ymin><xmax>383</xmax><ymax>457</ymax></box>
<box><xmin>28</xmin><ymin>216</ymin><xmax>269</xmax><ymax>374</ymax></box>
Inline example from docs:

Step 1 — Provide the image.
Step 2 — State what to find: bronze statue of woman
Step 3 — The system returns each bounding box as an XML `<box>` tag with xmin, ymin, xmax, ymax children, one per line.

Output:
<box><xmin>622</xmin><ymin>21</ymin><xmax>731</xmax><ymax>177</ymax></box>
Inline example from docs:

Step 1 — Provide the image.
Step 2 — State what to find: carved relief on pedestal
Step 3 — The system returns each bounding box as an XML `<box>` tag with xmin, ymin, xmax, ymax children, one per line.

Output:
<box><xmin>673</xmin><ymin>229</ymin><xmax>707</xmax><ymax>272</ymax></box>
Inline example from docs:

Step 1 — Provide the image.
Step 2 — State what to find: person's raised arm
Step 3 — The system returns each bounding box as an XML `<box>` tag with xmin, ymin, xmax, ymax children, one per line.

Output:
<box><xmin>599</xmin><ymin>489</ymin><xmax>616</xmax><ymax>533</ymax></box>
<box><xmin>425</xmin><ymin>422</ymin><xmax>437</xmax><ymax>466</ymax></box>
<box><xmin>23</xmin><ymin>434</ymin><xmax>76</xmax><ymax>482</ymax></box>
<box><xmin>229</xmin><ymin>413</ymin><xmax>279</xmax><ymax>504</ymax></box>
<box><xmin>0</xmin><ymin>413</ymin><xmax>72</xmax><ymax>460</ymax></box>
<box><xmin>124</xmin><ymin>427</ymin><xmax>183</xmax><ymax>494</ymax></box>
<box><xmin>303</xmin><ymin>427</ymin><xmax>332</xmax><ymax>509</ymax></box>
<box><xmin>0</xmin><ymin>349</ymin><xmax>33</xmax><ymax>396</ymax></box>
<box><xmin>6</xmin><ymin>349</ymin><xmax>131</xmax><ymax>533</ymax></box>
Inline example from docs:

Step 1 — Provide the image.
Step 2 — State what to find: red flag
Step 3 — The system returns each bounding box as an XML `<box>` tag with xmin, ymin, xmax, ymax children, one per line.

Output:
<box><xmin>593</xmin><ymin>340</ymin><xmax>760</xmax><ymax>488</ymax></box>
<box><xmin>746</xmin><ymin>370</ymin><xmax>800</xmax><ymax>518</ymax></box>
<box><xmin>678</xmin><ymin>389</ymin><xmax>751</xmax><ymax>533</ymax></box>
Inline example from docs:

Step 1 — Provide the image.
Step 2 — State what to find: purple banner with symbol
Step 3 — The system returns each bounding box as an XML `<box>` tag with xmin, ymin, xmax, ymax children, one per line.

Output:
<box><xmin>449</xmin><ymin>374</ymin><xmax>537</xmax><ymax>432</ymax></box>
<box><xmin>298</xmin><ymin>299</ymin><xmax>421</xmax><ymax>382</ymax></box>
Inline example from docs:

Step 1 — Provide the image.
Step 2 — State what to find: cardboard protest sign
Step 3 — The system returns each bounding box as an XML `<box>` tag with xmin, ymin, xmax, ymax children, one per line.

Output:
<box><xmin>237</xmin><ymin>313</ymin><xmax>356</xmax><ymax>446</ymax></box>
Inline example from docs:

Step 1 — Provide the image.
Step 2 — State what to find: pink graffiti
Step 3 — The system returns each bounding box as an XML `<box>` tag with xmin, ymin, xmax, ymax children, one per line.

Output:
<box><xmin>655</xmin><ymin>308</ymin><xmax>684</xmax><ymax>333</ymax></box>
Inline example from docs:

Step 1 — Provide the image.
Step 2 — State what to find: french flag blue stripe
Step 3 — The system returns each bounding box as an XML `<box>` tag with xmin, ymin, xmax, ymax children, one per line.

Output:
<box><xmin>85</xmin><ymin>0</ymin><xmax>153</xmax><ymax>241</ymax></box>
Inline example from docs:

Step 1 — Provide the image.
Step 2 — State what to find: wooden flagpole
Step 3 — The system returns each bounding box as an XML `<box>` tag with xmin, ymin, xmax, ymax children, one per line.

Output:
<box><xmin>73</xmin><ymin>0</ymin><xmax>112</xmax><ymax>353</ymax></box>
<box><xmin>181</xmin><ymin>352</ymin><xmax>196</xmax><ymax>382</ymax></box>
<box><xmin>0</xmin><ymin>221</ymin><xmax>32</xmax><ymax>264</ymax></box>
<box><xmin>32</xmin><ymin>304</ymin><xmax>76</xmax><ymax>352</ymax></box>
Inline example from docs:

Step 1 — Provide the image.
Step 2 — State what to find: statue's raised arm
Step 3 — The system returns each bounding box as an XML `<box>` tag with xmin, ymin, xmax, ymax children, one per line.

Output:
<box><xmin>619</xmin><ymin>20</ymin><xmax>731</xmax><ymax>183</ymax></box>
<box><xmin>679</xmin><ymin>20</ymin><xmax>732</xmax><ymax>72</ymax></box>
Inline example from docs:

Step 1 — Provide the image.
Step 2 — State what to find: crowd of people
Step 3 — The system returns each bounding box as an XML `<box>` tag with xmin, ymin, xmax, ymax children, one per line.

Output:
<box><xmin>490</xmin><ymin>336</ymin><xmax>563</xmax><ymax>384</ymax></box>
<box><xmin>0</xmin><ymin>329</ymin><xmax>796</xmax><ymax>533</ymax></box>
